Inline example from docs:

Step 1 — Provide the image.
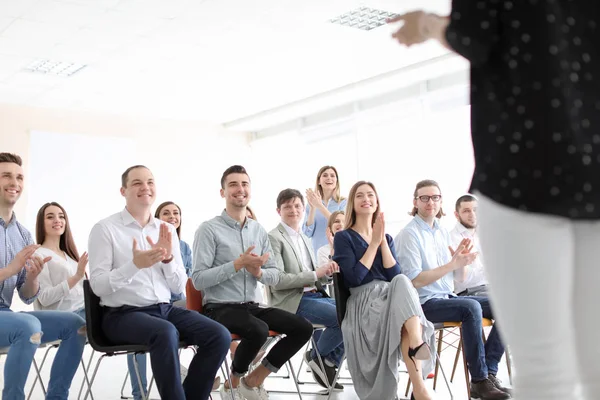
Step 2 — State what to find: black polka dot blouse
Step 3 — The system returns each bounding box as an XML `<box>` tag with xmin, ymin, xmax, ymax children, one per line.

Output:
<box><xmin>446</xmin><ymin>0</ymin><xmax>600</xmax><ymax>219</ymax></box>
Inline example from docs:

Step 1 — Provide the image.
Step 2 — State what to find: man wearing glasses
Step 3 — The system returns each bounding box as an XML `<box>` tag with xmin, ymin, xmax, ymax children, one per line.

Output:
<box><xmin>394</xmin><ymin>180</ymin><xmax>511</xmax><ymax>400</ymax></box>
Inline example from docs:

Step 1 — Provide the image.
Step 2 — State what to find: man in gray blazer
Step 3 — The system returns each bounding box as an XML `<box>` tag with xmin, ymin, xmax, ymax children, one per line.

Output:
<box><xmin>268</xmin><ymin>189</ymin><xmax>345</xmax><ymax>390</ymax></box>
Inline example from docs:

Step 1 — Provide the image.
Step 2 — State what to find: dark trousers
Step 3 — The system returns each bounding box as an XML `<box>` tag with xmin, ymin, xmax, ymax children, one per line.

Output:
<box><xmin>204</xmin><ymin>302</ymin><xmax>313</xmax><ymax>376</ymax></box>
<box><xmin>103</xmin><ymin>303</ymin><xmax>230</xmax><ymax>400</ymax></box>
<box><xmin>421</xmin><ymin>296</ymin><xmax>505</xmax><ymax>381</ymax></box>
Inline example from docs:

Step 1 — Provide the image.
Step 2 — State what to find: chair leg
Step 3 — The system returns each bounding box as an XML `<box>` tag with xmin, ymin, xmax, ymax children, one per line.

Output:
<box><xmin>294</xmin><ymin>339</ymin><xmax>312</xmax><ymax>383</ymax></box>
<box><xmin>460</xmin><ymin>328</ymin><xmax>471</xmax><ymax>398</ymax></box>
<box><xmin>78</xmin><ymin>350</ymin><xmax>96</xmax><ymax>400</ymax></box>
<box><xmin>222</xmin><ymin>357</ymin><xmax>238</xmax><ymax>400</ymax></box>
<box><xmin>83</xmin><ymin>354</ymin><xmax>109</xmax><ymax>400</ymax></box>
<box><xmin>120</xmin><ymin>370</ymin><xmax>130</xmax><ymax>399</ymax></box>
<box><xmin>285</xmin><ymin>359</ymin><xmax>303</xmax><ymax>400</ymax></box>
<box><xmin>405</xmin><ymin>378</ymin><xmax>412</xmax><ymax>397</ymax></box>
<box><xmin>451</xmin><ymin>339</ymin><xmax>462</xmax><ymax>383</ymax></box>
<box><xmin>436</xmin><ymin>351</ymin><xmax>454</xmax><ymax>400</ymax></box>
<box><xmin>132</xmin><ymin>353</ymin><xmax>148</xmax><ymax>400</ymax></box>
<box><xmin>80</xmin><ymin>357</ymin><xmax>95</xmax><ymax>400</ymax></box>
<box><xmin>27</xmin><ymin>344</ymin><xmax>57</xmax><ymax>399</ymax></box>
<box><xmin>433</xmin><ymin>329</ymin><xmax>443</xmax><ymax>390</ymax></box>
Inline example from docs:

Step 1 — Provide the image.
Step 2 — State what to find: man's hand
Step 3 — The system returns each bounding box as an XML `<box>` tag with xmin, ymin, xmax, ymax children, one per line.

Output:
<box><xmin>315</xmin><ymin>261</ymin><xmax>339</xmax><ymax>278</ymax></box>
<box><xmin>235</xmin><ymin>246</ymin><xmax>269</xmax><ymax>278</ymax></box>
<box><xmin>449</xmin><ymin>239</ymin><xmax>478</xmax><ymax>270</ymax></box>
<box><xmin>132</xmin><ymin>238</ymin><xmax>166</xmax><ymax>269</ymax></box>
<box><xmin>146</xmin><ymin>223</ymin><xmax>172</xmax><ymax>260</ymax></box>
<box><xmin>5</xmin><ymin>245</ymin><xmax>40</xmax><ymax>277</ymax></box>
<box><xmin>25</xmin><ymin>255</ymin><xmax>50</xmax><ymax>282</ymax></box>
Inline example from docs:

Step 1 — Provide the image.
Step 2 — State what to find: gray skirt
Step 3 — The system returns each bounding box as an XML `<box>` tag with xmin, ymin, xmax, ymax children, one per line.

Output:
<box><xmin>341</xmin><ymin>275</ymin><xmax>436</xmax><ymax>400</ymax></box>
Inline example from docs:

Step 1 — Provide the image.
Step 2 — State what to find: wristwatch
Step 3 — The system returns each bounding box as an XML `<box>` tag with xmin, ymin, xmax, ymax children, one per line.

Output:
<box><xmin>161</xmin><ymin>255</ymin><xmax>174</xmax><ymax>264</ymax></box>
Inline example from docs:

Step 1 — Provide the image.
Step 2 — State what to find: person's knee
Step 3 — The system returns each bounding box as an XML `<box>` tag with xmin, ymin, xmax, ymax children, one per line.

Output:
<box><xmin>245</xmin><ymin>321</ymin><xmax>270</xmax><ymax>345</ymax></box>
<box><xmin>297</xmin><ymin>317</ymin><xmax>314</xmax><ymax>342</ymax></box>
<box><xmin>152</xmin><ymin>323</ymin><xmax>180</xmax><ymax>346</ymax></box>
<box><xmin>213</xmin><ymin>324</ymin><xmax>233</xmax><ymax>354</ymax></box>
<box><xmin>461</xmin><ymin>299</ymin><xmax>483</xmax><ymax>320</ymax></box>
<box><xmin>14</xmin><ymin>314</ymin><xmax>43</xmax><ymax>344</ymax></box>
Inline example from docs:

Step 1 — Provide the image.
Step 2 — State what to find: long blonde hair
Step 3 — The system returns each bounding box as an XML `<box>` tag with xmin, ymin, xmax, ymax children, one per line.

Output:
<box><xmin>314</xmin><ymin>166</ymin><xmax>345</xmax><ymax>203</ymax></box>
<box><xmin>345</xmin><ymin>181</ymin><xmax>380</xmax><ymax>229</ymax></box>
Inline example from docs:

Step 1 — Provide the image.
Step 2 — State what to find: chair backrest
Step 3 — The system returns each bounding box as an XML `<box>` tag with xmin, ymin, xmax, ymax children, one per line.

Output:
<box><xmin>185</xmin><ymin>278</ymin><xmax>203</xmax><ymax>313</ymax></box>
<box><xmin>332</xmin><ymin>272</ymin><xmax>350</xmax><ymax>325</ymax></box>
<box><xmin>83</xmin><ymin>279</ymin><xmax>112</xmax><ymax>351</ymax></box>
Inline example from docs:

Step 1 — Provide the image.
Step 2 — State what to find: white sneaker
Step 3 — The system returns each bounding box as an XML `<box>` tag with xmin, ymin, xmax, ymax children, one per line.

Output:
<box><xmin>219</xmin><ymin>384</ymin><xmax>244</xmax><ymax>400</ymax></box>
<box><xmin>255</xmin><ymin>383</ymin><xmax>269</xmax><ymax>400</ymax></box>
<box><xmin>237</xmin><ymin>378</ymin><xmax>262</xmax><ymax>400</ymax></box>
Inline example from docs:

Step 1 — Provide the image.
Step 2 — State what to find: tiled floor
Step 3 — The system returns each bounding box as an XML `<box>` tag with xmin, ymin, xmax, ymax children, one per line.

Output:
<box><xmin>1</xmin><ymin>334</ymin><xmax>513</xmax><ymax>400</ymax></box>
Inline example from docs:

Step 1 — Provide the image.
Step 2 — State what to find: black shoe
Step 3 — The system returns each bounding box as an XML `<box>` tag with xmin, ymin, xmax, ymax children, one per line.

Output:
<box><xmin>407</xmin><ymin>342</ymin><xmax>431</xmax><ymax>371</ymax></box>
<box><xmin>488</xmin><ymin>374</ymin><xmax>513</xmax><ymax>396</ymax></box>
<box><xmin>470</xmin><ymin>378</ymin><xmax>511</xmax><ymax>399</ymax></box>
<box><xmin>305</xmin><ymin>351</ymin><xmax>343</xmax><ymax>390</ymax></box>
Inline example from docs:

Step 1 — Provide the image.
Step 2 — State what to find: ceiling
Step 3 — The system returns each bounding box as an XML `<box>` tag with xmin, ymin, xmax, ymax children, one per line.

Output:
<box><xmin>0</xmin><ymin>0</ymin><xmax>455</xmax><ymax>126</ymax></box>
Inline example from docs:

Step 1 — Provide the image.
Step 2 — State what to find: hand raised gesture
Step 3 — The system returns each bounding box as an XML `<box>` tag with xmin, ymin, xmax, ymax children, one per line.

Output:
<box><xmin>146</xmin><ymin>223</ymin><xmax>172</xmax><ymax>259</ymax></box>
<box><xmin>76</xmin><ymin>252</ymin><xmax>89</xmax><ymax>278</ymax></box>
<box><xmin>132</xmin><ymin>238</ymin><xmax>166</xmax><ymax>269</ymax></box>
<box><xmin>449</xmin><ymin>239</ymin><xmax>478</xmax><ymax>270</ymax></box>
<box><xmin>372</xmin><ymin>212</ymin><xmax>386</xmax><ymax>245</ymax></box>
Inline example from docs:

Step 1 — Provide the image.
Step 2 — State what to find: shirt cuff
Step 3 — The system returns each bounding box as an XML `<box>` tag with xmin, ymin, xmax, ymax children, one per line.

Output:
<box><xmin>120</xmin><ymin>261</ymin><xmax>141</xmax><ymax>280</ymax></box>
<box><xmin>20</xmin><ymin>285</ymin><xmax>40</xmax><ymax>304</ymax></box>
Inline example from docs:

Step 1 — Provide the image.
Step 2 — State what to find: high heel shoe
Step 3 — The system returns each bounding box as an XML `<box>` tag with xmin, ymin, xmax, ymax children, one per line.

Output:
<box><xmin>407</xmin><ymin>342</ymin><xmax>431</xmax><ymax>370</ymax></box>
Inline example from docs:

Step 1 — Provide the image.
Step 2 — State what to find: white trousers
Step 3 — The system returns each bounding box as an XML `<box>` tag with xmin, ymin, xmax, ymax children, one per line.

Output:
<box><xmin>477</xmin><ymin>194</ymin><xmax>600</xmax><ymax>400</ymax></box>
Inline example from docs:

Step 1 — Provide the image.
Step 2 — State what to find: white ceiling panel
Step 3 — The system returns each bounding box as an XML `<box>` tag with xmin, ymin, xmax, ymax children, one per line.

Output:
<box><xmin>0</xmin><ymin>0</ymin><xmax>461</xmax><ymax>126</ymax></box>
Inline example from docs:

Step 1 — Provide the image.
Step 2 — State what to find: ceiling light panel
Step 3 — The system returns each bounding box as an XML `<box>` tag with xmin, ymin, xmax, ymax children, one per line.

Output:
<box><xmin>329</xmin><ymin>7</ymin><xmax>399</xmax><ymax>31</ymax></box>
<box><xmin>24</xmin><ymin>59</ymin><xmax>87</xmax><ymax>77</ymax></box>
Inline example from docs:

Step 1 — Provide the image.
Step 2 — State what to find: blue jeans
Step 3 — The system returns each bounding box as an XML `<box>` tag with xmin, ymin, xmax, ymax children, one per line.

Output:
<box><xmin>72</xmin><ymin>307</ymin><xmax>148</xmax><ymax>400</ymax></box>
<box><xmin>421</xmin><ymin>296</ymin><xmax>505</xmax><ymax>381</ymax></box>
<box><xmin>102</xmin><ymin>303</ymin><xmax>230</xmax><ymax>400</ymax></box>
<box><xmin>0</xmin><ymin>308</ymin><xmax>86</xmax><ymax>400</ymax></box>
<box><xmin>296</xmin><ymin>292</ymin><xmax>345</xmax><ymax>367</ymax></box>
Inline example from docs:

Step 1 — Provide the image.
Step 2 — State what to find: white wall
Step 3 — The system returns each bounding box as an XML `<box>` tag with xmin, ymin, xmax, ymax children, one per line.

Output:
<box><xmin>248</xmin><ymin>102</ymin><xmax>475</xmax><ymax>235</ymax></box>
<box><xmin>0</xmin><ymin>103</ymin><xmax>249</xmax><ymax>310</ymax></box>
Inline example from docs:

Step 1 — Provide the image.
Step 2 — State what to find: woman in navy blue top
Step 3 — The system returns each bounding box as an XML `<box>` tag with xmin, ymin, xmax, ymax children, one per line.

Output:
<box><xmin>333</xmin><ymin>181</ymin><xmax>435</xmax><ymax>400</ymax></box>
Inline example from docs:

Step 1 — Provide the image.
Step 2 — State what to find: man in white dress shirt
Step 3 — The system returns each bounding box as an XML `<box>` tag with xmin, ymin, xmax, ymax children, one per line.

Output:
<box><xmin>88</xmin><ymin>165</ymin><xmax>230</xmax><ymax>400</ymax></box>
<box><xmin>451</xmin><ymin>195</ymin><xmax>488</xmax><ymax>296</ymax></box>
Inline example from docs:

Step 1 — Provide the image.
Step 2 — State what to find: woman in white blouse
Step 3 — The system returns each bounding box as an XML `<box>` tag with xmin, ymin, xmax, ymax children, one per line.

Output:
<box><xmin>33</xmin><ymin>202</ymin><xmax>88</xmax><ymax>317</ymax></box>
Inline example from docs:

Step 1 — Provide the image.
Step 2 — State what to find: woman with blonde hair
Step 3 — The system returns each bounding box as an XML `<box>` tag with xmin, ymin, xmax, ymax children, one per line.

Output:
<box><xmin>333</xmin><ymin>181</ymin><xmax>435</xmax><ymax>400</ymax></box>
<box><xmin>304</xmin><ymin>166</ymin><xmax>346</xmax><ymax>255</ymax></box>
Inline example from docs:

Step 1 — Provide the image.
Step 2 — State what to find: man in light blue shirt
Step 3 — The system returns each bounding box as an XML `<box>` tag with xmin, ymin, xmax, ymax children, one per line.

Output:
<box><xmin>0</xmin><ymin>152</ymin><xmax>86</xmax><ymax>400</ymax></box>
<box><xmin>395</xmin><ymin>180</ymin><xmax>510</xmax><ymax>400</ymax></box>
<box><xmin>193</xmin><ymin>165</ymin><xmax>312</xmax><ymax>400</ymax></box>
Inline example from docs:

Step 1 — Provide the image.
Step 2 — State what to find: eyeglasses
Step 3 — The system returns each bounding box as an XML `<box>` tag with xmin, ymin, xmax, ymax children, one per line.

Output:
<box><xmin>416</xmin><ymin>195</ymin><xmax>442</xmax><ymax>203</ymax></box>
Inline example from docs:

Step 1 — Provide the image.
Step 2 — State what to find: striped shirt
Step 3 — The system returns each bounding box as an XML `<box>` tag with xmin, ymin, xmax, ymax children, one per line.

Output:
<box><xmin>0</xmin><ymin>213</ymin><xmax>37</xmax><ymax>309</ymax></box>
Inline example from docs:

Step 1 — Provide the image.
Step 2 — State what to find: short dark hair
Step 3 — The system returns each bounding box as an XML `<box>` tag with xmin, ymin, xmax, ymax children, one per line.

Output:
<box><xmin>455</xmin><ymin>194</ymin><xmax>477</xmax><ymax>212</ymax></box>
<box><xmin>276</xmin><ymin>189</ymin><xmax>304</xmax><ymax>209</ymax></box>
<box><xmin>121</xmin><ymin>165</ymin><xmax>148</xmax><ymax>188</ymax></box>
<box><xmin>0</xmin><ymin>153</ymin><xmax>22</xmax><ymax>166</ymax></box>
<box><xmin>221</xmin><ymin>165</ymin><xmax>250</xmax><ymax>189</ymax></box>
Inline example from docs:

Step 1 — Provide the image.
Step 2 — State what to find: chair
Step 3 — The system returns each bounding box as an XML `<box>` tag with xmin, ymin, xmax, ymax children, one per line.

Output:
<box><xmin>82</xmin><ymin>280</ymin><xmax>188</xmax><ymax>400</ymax></box>
<box><xmin>185</xmin><ymin>278</ymin><xmax>303</xmax><ymax>400</ymax></box>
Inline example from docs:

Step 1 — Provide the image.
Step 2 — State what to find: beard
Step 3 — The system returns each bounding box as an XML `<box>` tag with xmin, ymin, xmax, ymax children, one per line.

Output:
<box><xmin>460</xmin><ymin>218</ymin><xmax>476</xmax><ymax>229</ymax></box>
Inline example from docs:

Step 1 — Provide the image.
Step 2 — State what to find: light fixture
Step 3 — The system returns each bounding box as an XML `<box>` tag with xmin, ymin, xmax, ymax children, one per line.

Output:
<box><xmin>329</xmin><ymin>7</ymin><xmax>399</xmax><ymax>31</ymax></box>
<box><xmin>24</xmin><ymin>59</ymin><xmax>87</xmax><ymax>77</ymax></box>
